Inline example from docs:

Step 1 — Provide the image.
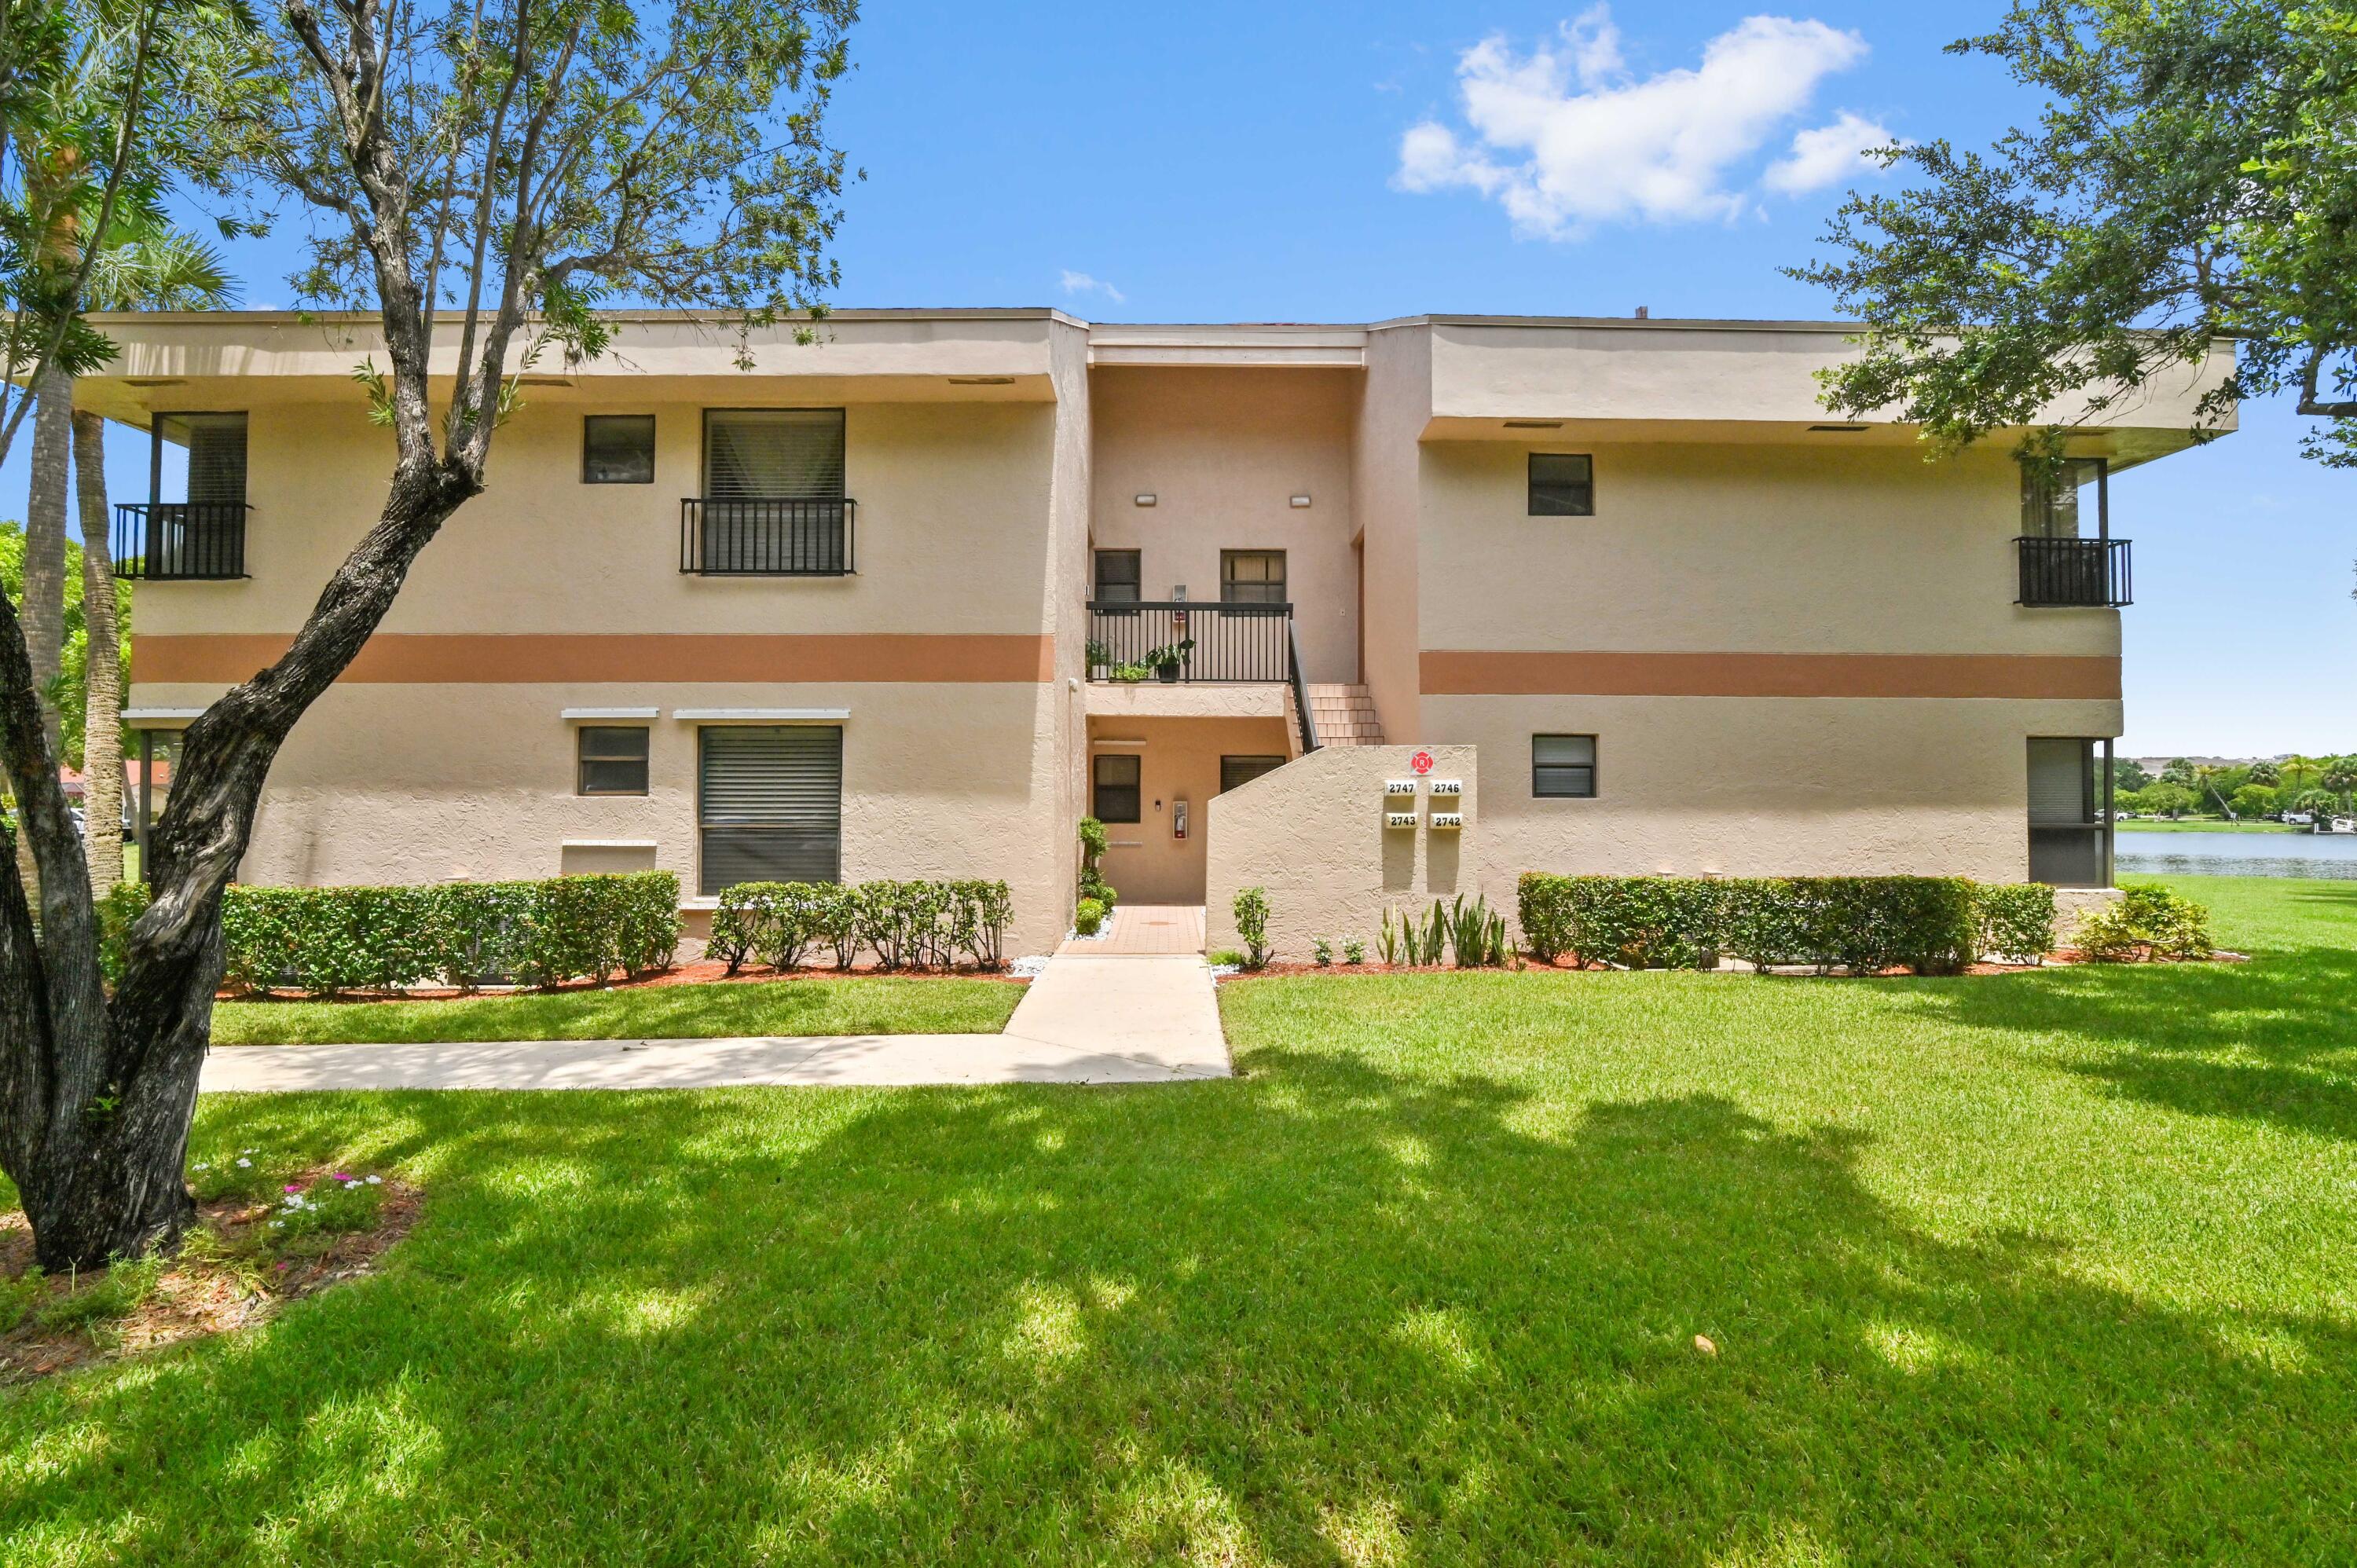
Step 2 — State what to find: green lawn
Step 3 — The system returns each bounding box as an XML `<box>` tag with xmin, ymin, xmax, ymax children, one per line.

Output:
<box><xmin>7</xmin><ymin>875</ymin><xmax>2356</xmax><ymax>1563</ymax></box>
<box><xmin>2116</xmin><ymin>815</ymin><xmax>2298</xmax><ymax>833</ymax></box>
<box><xmin>210</xmin><ymin>975</ymin><xmax>1022</xmax><ymax>1045</ymax></box>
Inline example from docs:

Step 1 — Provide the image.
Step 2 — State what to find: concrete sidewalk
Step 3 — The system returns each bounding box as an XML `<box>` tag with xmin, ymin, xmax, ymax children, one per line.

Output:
<box><xmin>200</xmin><ymin>951</ymin><xmax>1230</xmax><ymax>1092</ymax></box>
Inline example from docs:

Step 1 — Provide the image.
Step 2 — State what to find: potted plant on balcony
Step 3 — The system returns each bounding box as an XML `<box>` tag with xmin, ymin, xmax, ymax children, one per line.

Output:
<box><xmin>1143</xmin><ymin>638</ymin><xmax>1195</xmax><ymax>683</ymax></box>
<box><xmin>1085</xmin><ymin>639</ymin><xmax>1113</xmax><ymax>680</ymax></box>
<box><xmin>1109</xmin><ymin>661</ymin><xmax>1150</xmax><ymax>683</ymax></box>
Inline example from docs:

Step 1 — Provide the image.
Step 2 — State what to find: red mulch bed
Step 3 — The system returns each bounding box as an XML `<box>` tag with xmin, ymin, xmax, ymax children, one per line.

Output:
<box><xmin>1</xmin><ymin>1173</ymin><xmax>421</xmax><ymax>1383</ymax></box>
<box><xmin>1218</xmin><ymin>951</ymin><xmax>2244</xmax><ymax>981</ymax></box>
<box><xmin>219</xmin><ymin>959</ymin><xmax>1028</xmax><ymax>1005</ymax></box>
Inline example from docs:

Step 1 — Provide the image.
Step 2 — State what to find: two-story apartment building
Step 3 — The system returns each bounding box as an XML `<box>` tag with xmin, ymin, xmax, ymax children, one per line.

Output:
<box><xmin>80</xmin><ymin>309</ymin><xmax>2231</xmax><ymax>958</ymax></box>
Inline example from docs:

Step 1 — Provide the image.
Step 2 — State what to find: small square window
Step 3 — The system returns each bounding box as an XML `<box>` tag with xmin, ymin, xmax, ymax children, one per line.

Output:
<box><xmin>1532</xmin><ymin>734</ymin><xmax>1596</xmax><ymax>798</ymax></box>
<box><xmin>1094</xmin><ymin>549</ymin><xmax>1142</xmax><ymax>603</ymax></box>
<box><xmin>1528</xmin><ymin>453</ymin><xmax>1594</xmax><ymax>516</ymax></box>
<box><xmin>577</xmin><ymin>726</ymin><xmax>651</xmax><ymax>795</ymax></box>
<box><xmin>584</xmin><ymin>415</ymin><xmax>656</xmax><ymax>485</ymax></box>
<box><xmin>1093</xmin><ymin>753</ymin><xmax>1142</xmax><ymax>823</ymax></box>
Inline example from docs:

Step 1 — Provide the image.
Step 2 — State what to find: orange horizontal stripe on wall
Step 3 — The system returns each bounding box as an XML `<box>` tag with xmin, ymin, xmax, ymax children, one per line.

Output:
<box><xmin>1420</xmin><ymin>649</ymin><xmax>2121</xmax><ymax>701</ymax></box>
<box><xmin>134</xmin><ymin>632</ymin><xmax>1059</xmax><ymax>685</ymax></box>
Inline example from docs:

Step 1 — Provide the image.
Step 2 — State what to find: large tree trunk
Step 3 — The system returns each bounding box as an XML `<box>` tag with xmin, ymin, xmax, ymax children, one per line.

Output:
<box><xmin>1</xmin><ymin>454</ymin><xmax>479</xmax><ymax>1269</ymax></box>
<box><xmin>73</xmin><ymin>408</ymin><xmax>126</xmax><ymax>892</ymax></box>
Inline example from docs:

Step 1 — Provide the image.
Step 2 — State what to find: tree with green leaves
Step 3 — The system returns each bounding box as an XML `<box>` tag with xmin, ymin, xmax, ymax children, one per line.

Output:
<box><xmin>0</xmin><ymin>0</ymin><xmax>859</xmax><ymax>1269</ymax></box>
<box><xmin>1791</xmin><ymin>1</ymin><xmax>2355</xmax><ymax>475</ymax></box>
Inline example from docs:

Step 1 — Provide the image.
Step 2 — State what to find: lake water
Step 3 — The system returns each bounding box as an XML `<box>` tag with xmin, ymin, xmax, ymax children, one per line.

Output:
<box><xmin>2116</xmin><ymin>830</ymin><xmax>2357</xmax><ymax>881</ymax></box>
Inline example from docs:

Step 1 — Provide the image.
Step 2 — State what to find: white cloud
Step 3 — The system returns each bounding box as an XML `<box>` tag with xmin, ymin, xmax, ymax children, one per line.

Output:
<box><xmin>1058</xmin><ymin>270</ymin><xmax>1125</xmax><ymax>304</ymax></box>
<box><xmin>1764</xmin><ymin>111</ymin><xmax>1897</xmax><ymax>195</ymax></box>
<box><xmin>1395</xmin><ymin>7</ymin><xmax>1876</xmax><ymax>238</ymax></box>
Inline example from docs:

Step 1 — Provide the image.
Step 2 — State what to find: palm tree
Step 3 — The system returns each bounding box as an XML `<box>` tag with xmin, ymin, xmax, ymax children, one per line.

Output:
<box><xmin>71</xmin><ymin>225</ymin><xmax>236</xmax><ymax>889</ymax></box>
<box><xmin>2324</xmin><ymin>757</ymin><xmax>2357</xmax><ymax>815</ymax></box>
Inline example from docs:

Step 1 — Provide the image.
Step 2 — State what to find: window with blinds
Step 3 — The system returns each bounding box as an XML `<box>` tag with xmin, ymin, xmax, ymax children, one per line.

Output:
<box><xmin>1532</xmin><ymin>734</ymin><xmax>1597</xmax><ymax>798</ymax></box>
<box><xmin>697</xmin><ymin>725</ymin><xmax>842</xmax><ymax>895</ymax></box>
<box><xmin>156</xmin><ymin>412</ymin><xmax>249</xmax><ymax>504</ymax></box>
<box><xmin>1094</xmin><ymin>549</ymin><xmax>1142</xmax><ymax>603</ymax></box>
<box><xmin>703</xmin><ymin>409</ymin><xmax>844</xmax><ymax>498</ymax></box>
<box><xmin>1219</xmin><ymin>755</ymin><xmax>1285</xmax><ymax>793</ymax></box>
<box><xmin>1220</xmin><ymin>550</ymin><xmax>1286</xmax><ymax>605</ymax></box>
<box><xmin>696</xmin><ymin>410</ymin><xmax>848</xmax><ymax>573</ymax></box>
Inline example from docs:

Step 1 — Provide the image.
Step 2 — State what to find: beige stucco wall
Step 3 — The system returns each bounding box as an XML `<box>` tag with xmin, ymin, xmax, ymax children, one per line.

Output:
<box><xmin>1354</xmin><ymin>328</ymin><xmax>1431</xmax><ymax>742</ymax></box>
<box><xmin>1204</xmin><ymin>744</ymin><xmax>1479</xmax><ymax>960</ymax></box>
<box><xmin>130</xmin><ymin>394</ymin><xmax>1062</xmax><ymax>642</ymax></box>
<box><xmin>1087</xmin><ymin>366</ymin><xmax>1361</xmax><ymax>684</ymax></box>
<box><xmin>134</xmin><ymin>679</ymin><xmax>1076</xmax><ymax>957</ymax></box>
<box><xmin>1088</xmin><ymin>716</ymin><xmax>1294</xmax><ymax>906</ymax></box>
<box><xmin>1413</xmin><ymin>439</ymin><xmax>2122</xmax><ymax>661</ymax></box>
<box><xmin>1442</xmin><ymin>694</ymin><xmax>2122</xmax><ymax>910</ymax></box>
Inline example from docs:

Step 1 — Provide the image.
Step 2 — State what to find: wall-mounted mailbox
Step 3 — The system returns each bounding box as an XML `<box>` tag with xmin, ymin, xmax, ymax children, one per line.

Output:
<box><xmin>1384</xmin><ymin>811</ymin><xmax>1419</xmax><ymax>830</ymax></box>
<box><xmin>1384</xmin><ymin>779</ymin><xmax>1417</xmax><ymax>796</ymax></box>
<box><xmin>1429</xmin><ymin>779</ymin><xmax>1462</xmax><ymax>797</ymax></box>
<box><xmin>1430</xmin><ymin>811</ymin><xmax>1464</xmax><ymax>830</ymax></box>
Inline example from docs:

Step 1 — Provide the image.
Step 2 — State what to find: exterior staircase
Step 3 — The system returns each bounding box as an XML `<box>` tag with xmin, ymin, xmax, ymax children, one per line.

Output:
<box><xmin>1307</xmin><ymin>683</ymin><xmax>1385</xmax><ymax>747</ymax></box>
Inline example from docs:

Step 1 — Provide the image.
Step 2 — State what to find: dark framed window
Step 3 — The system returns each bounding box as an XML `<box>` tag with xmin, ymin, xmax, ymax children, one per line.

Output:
<box><xmin>2019</xmin><ymin>456</ymin><xmax>2107</xmax><ymax>540</ymax></box>
<box><xmin>1528</xmin><ymin>453</ymin><xmax>1594</xmax><ymax>516</ymax></box>
<box><xmin>577</xmin><ymin>727</ymin><xmax>651</xmax><ymax>795</ymax></box>
<box><xmin>1093</xmin><ymin>753</ymin><xmax>1142</xmax><ymax>823</ymax></box>
<box><xmin>1094</xmin><ymin>548</ymin><xmax>1142</xmax><ymax>603</ymax></box>
<box><xmin>583</xmin><ymin>415</ymin><xmax>656</xmax><ymax>484</ymax></box>
<box><xmin>1532</xmin><ymin>734</ymin><xmax>1596</xmax><ymax>798</ymax></box>
<box><xmin>1220</xmin><ymin>755</ymin><xmax>1285</xmax><ymax>793</ymax></box>
<box><xmin>1221</xmin><ymin>550</ymin><xmax>1286</xmax><ymax>605</ymax></box>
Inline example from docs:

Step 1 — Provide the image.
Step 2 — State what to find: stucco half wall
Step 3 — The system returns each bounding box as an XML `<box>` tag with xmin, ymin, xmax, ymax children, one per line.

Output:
<box><xmin>1206</xmin><ymin>745</ymin><xmax>1478</xmax><ymax>961</ymax></box>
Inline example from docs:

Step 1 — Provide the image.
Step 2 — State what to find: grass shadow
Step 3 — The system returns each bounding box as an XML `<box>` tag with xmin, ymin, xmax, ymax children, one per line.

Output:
<box><xmin>5</xmin><ymin>1046</ymin><xmax>2353</xmax><ymax>1562</ymax></box>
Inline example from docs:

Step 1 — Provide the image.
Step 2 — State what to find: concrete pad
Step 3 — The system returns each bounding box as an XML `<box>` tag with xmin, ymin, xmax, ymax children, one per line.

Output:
<box><xmin>201</xmin><ymin>1029</ymin><xmax>1230</xmax><ymax>1092</ymax></box>
<box><xmin>200</xmin><ymin>947</ymin><xmax>1232</xmax><ymax>1094</ymax></box>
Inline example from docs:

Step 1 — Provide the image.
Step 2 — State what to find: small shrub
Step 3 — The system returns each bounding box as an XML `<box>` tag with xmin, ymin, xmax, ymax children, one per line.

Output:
<box><xmin>1342</xmin><ymin>937</ymin><xmax>1365</xmax><ymax>965</ymax></box>
<box><xmin>1975</xmin><ymin>882</ymin><xmax>2058</xmax><ymax>964</ymax></box>
<box><xmin>1076</xmin><ymin>817</ymin><xmax>1116</xmax><ymax>908</ymax></box>
<box><xmin>1376</xmin><ymin>908</ymin><xmax>1402</xmax><ymax>965</ymax></box>
<box><xmin>1074</xmin><ymin>897</ymin><xmax>1107</xmax><ymax>936</ymax></box>
<box><xmin>1311</xmin><ymin>936</ymin><xmax>1332</xmax><ymax>966</ymax></box>
<box><xmin>1208</xmin><ymin>948</ymin><xmax>1247</xmax><ymax>967</ymax></box>
<box><xmin>1441</xmin><ymin>895</ymin><xmax>1509</xmax><ymax>967</ymax></box>
<box><xmin>1232</xmin><ymin>887</ymin><xmax>1273</xmax><ymax>969</ymax></box>
<box><xmin>2075</xmin><ymin>886</ymin><xmax>2213</xmax><ymax>962</ymax></box>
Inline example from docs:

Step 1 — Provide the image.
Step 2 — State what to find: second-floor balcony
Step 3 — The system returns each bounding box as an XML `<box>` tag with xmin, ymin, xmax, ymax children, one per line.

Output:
<box><xmin>1087</xmin><ymin>600</ymin><xmax>1296</xmax><ymax>683</ymax></box>
<box><xmin>2016</xmin><ymin>535</ymin><xmax>2132</xmax><ymax>608</ymax></box>
<box><xmin>680</xmin><ymin>497</ymin><xmax>856</xmax><ymax>577</ymax></box>
<box><xmin>112</xmin><ymin>501</ymin><xmax>251</xmax><ymax>581</ymax></box>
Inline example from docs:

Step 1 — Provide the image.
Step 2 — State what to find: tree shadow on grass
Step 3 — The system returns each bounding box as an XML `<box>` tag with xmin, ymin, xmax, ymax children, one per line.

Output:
<box><xmin>5</xmin><ymin>1059</ymin><xmax>2355</xmax><ymax>1563</ymax></box>
<box><xmin>1893</xmin><ymin>933</ymin><xmax>2357</xmax><ymax>1142</ymax></box>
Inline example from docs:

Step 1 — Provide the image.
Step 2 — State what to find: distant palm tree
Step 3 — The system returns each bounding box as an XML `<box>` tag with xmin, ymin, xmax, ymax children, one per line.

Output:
<box><xmin>2323</xmin><ymin>758</ymin><xmax>2357</xmax><ymax>815</ymax></box>
<box><xmin>28</xmin><ymin>218</ymin><xmax>234</xmax><ymax>886</ymax></box>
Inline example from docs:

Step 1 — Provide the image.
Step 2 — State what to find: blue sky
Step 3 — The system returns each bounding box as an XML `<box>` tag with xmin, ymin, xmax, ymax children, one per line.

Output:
<box><xmin>17</xmin><ymin>1</ymin><xmax>2352</xmax><ymax>757</ymax></box>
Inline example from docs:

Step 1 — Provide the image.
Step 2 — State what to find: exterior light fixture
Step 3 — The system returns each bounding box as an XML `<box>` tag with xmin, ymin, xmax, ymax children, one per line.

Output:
<box><xmin>1289</xmin><ymin>494</ymin><xmax>1311</xmax><ymax>507</ymax></box>
<box><xmin>1134</xmin><ymin>493</ymin><xmax>1157</xmax><ymax>507</ymax></box>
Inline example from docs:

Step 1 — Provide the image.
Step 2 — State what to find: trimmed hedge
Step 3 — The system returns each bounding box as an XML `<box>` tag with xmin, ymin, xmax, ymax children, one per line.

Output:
<box><xmin>709</xmin><ymin>878</ymin><xmax>1013</xmax><ymax>973</ymax></box>
<box><xmin>200</xmin><ymin>871</ymin><xmax>681</xmax><ymax>996</ymax></box>
<box><xmin>1519</xmin><ymin>873</ymin><xmax>2049</xmax><ymax>975</ymax></box>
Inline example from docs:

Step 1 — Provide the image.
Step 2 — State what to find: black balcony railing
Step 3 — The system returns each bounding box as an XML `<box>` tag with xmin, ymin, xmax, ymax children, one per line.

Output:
<box><xmin>680</xmin><ymin>497</ymin><xmax>855</xmax><ymax>576</ymax></box>
<box><xmin>112</xmin><ymin>502</ymin><xmax>250</xmax><ymax>580</ymax></box>
<box><xmin>1087</xmin><ymin>600</ymin><xmax>1294</xmax><ymax>683</ymax></box>
<box><xmin>2017</xmin><ymin>535</ymin><xmax>2132</xmax><ymax>607</ymax></box>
